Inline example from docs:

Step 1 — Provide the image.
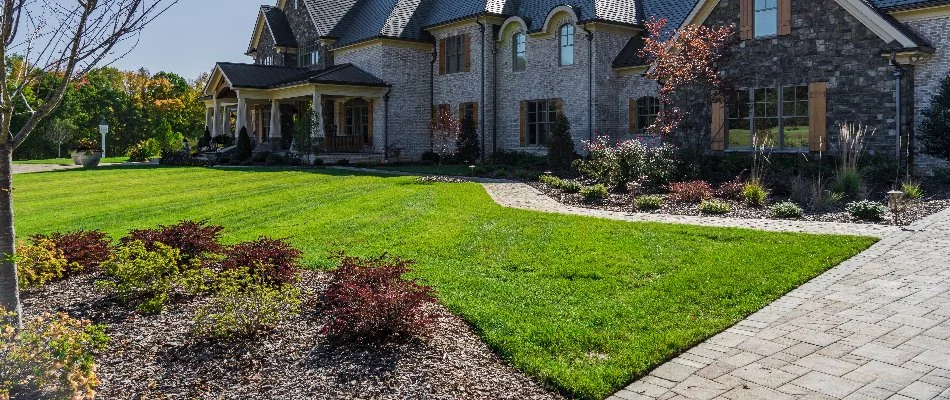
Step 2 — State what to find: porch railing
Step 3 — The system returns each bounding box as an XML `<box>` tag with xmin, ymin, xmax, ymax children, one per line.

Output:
<box><xmin>325</xmin><ymin>135</ymin><xmax>364</xmax><ymax>153</ymax></box>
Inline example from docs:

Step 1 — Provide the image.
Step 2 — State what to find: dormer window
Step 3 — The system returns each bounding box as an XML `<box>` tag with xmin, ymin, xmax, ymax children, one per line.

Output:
<box><xmin>299</xmin><ymin>39</ymin><xmax>319</xmax><ymax>67</ymax></box>
<box><xmin>754</xmin><ymin>0</ymin><xmax>778</xmax><ymax>38</ymax></box>
<box><xmin>558</xmin><ymin>24</ymin><xmax>574</xmax><ymax>66</ymax></box>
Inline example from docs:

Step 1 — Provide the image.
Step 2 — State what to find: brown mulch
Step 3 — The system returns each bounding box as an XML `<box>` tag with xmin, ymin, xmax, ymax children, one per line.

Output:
<box><xmin>530</xmin><ymin>181</ymin><xmax>950</xmax><ymax>227</ymax></box>
<box><xmin>18</xmin><ymin>270</ymin><xmax>563</xmax><ymax>400</ymax></box>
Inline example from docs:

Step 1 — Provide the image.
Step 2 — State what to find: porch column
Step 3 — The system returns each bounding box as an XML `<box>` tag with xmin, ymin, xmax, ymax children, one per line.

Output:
<box><xmin>212</xmin><ymin>96</ymin><xmax>220</xmax><ymax>136</ymax></box>
<box><xmin>269</xmin><ymin>99</ymin><xmax>281</xmax><ymax>142</ymax></box>
<box><xmin>236</xmin><ymin>95</ymin><xmax>247</xmax><ymax>137</ymax></box>
<box><xmin>205</xmin><ymin>107</ymin><xmax>213</xmax><ymax>132</ymax></box>
<box><xmin>312</xmin><ymin>90</ymin><xmax>324</xmax><ymax>138</ymax></box>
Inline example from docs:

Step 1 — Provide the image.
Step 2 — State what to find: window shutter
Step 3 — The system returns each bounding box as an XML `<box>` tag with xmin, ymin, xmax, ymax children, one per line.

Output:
<box><xmin>740</xmin><ymin>0</ymin><xmax>753</xmax><ymax>40</ymax></box>
<box><xmin>519</xmin><ymin>101</ymin><xmax>526</xmax><ymax>147</ymax></box>
<box><xmin>439</xmin><ymin>39</ymin><xmax>446</xmax><ymax>75</ymax></box>
<box><xmin>808</xmin><ymin>82</ymin><xmax>828</xmax><ymax>152</ymax></box>
<box><xmin>367</xmin><ymin>99</ymin><xmax>374</xmax><ymax>144</ymax></box>
<box><xmin>711</xmin><ymin>101</ymin><xmax>725</xmax><ymax>151</ymax></box>
<box><xmin>778</xmin><ymin>0</ymin><xmax>792</xmax><ymax>36</ymax></box>
<box><xmin>555</xmin><ymin>99</ymin><xmax>564</xmax><ymax>116</ymax></box>
<box><xmin>473</xmin><ymin>103</ymin><xmax>479</xmax><ymax>128</ymax></box>
<box><xmin>629</xmin><ymin>98</ymin><xmax>638</xmax><ymax>134</ymax></box>
<box><xmin>464</xmin><ymin>35</ymin><xmax>471</xmax><ymax>72</ymax></box>
<box><xmin>459</xmin><ymin>103</ymin><xmax>465</xmax><ymax>121</ymax></box>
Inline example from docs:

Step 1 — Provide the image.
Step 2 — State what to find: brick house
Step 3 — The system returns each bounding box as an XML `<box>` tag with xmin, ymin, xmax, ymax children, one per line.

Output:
<box><xmin>201</xmin><ymin>0</ymin><xmax>950</xmax><ymax>168</ymax></box>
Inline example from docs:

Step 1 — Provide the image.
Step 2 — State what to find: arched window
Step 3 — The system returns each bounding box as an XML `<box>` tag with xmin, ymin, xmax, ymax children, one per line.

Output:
<box><xmin>512</xmin><ymin>32</ymin><xmax>526</xmax><ymax>71</ymax></box>
<box><xmin>559</xmin><ymin>24</ymin><xmax>575</xmax><ymax>66</ymax></box>
<box><xmin>344</xmin><ymin>98</ymin><xmax>369</xmax><ymax>143</ymax></box>
<box><xmin>637</xmin><ymin>96</ymin><xmax>661</xmax><ymax>134</ymax></box>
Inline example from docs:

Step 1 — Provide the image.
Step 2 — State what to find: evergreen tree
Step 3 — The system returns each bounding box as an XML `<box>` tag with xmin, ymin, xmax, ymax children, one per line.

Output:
<box><xmin>921</xmin><ymin>74</ymin><xmax>950</xmax><ymax>161</ymax></box>
<box><xmin>456</xmin><ymin>116</ymin><xmax>480</xmax><ymax>163</ymax></box>
<box><xmin>236</xmin><ymin>126</ymin><xmax>253</xmax><ymax>161</ymax></box>
<box><xmin>547</xmin><ymin>112</ymin><xmax>576</xmax><ymax>171</ymax></box>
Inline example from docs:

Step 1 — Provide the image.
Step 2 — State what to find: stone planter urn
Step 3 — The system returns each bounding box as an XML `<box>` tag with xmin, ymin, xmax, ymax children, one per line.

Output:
<box><xmin>70</xmin><ymin>151</ymin><xmax>83</xmax><ymax>165</ymax></box>
<box><xmin>78</xmin><ymin>151</ymin><xmax>103</xmax><ymax>168</ymax></box>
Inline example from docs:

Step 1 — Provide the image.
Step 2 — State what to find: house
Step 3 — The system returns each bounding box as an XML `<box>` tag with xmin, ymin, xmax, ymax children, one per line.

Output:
<box><xmin>201</xmin><ymin>0</ymin><xmax>950</xmax><ymax>169</ymax></box>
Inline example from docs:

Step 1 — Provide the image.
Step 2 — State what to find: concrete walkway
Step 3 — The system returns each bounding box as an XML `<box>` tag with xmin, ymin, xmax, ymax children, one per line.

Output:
<box><xmin>10</xmin><ymin>163</ymin><xmax>81</xmax><ymax>174</ymax></box>
<box><xmin>608</xmin><ymin>206</ymin><xmax>950</xmax><ymax>400</ymax></box>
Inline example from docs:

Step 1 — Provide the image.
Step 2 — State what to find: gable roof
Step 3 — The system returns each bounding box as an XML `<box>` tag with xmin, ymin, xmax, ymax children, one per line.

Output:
<box><xmin>211</xmin><ymin>62</ymin><xmax>387</xmax><ymax>91</ymax></box>
<box><xmin>262</xmin><ymin>6</ymin><xmax>298</xmax><ymax>47</ymax></box>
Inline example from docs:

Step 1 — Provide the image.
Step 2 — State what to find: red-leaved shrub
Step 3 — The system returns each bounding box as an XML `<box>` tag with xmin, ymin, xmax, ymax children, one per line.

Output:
<box><xmin>122</xmin><ymin>220</ymin><xmax>223</xmax><ymax>261</ymax></box>
<box><xmin>322</xmin><ymin>253</ymin><xmax>435</xmax><ymax>343</ymax></box>
<box><xmin>668</xmin><ymin>180</ymin><xmax>713</xmax><ymax>202</ymax></box>
<box><xmin>220</xmin><ymin>237</ymin><xmax>301</xmax><ymax>285</ymax></box>
<box><xmin>715</xmin><ymin>177</ymin><xmax>745</xmax><ymax>200</ymax></box>
<box><xmin>30</xmin><ymin>230</ymin><xmax>111</xmax><ymax>274</ymax></box>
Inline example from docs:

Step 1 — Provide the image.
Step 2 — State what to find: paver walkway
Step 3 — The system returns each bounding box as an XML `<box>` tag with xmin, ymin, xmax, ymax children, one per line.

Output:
<box><xmin>480</xmin><ymin>181</ymin><xmax>901</xmax><ymax>238</ymax></box>
<box><xmin>606</xmin><ymin>206</ymin><xmax>950</xmax><ymax>400</ymax></box>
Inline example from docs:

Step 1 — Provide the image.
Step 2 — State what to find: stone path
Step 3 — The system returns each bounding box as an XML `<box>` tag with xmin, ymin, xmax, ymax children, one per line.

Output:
<box><xmin>10</xmin><ymin>163</ymin><xmax>80</xmax><ymax>174</ymax></box>
<box><xmin>480</xmin><ymin>181</ymin><xmax>901</xmax><ymax>238</ymax></box>
<box><xmin>607</xmin><ymin>206</ymin><xmax>950</xmax><ymax>400</ymax></box>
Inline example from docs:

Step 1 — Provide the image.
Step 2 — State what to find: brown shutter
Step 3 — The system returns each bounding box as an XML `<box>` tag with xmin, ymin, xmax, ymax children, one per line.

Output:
<box><xmin>519</xmin><ymin>101</ymin><xmax>526</xmax><ymax>147</ymax></box>
<box><xmin>439</xmin><ymin>39</ymin><xmax>446</xmax><ymax>75</ymax></box>
<box><xmin>778</xmin><ymin>0</ymin><xmax>792</xmax><ymax>36</ymax></box>
<box><xmin>740</xmin><ymin>0</ymin><xmax>753</xmax><ymax>40</ymax></box>
<box><xmin>555</xmin><ymin>99</ymin><xmax>564</xmax><ymax>115</ymax></box>
<box><xmin>459</xmin><ymin>103</ymin><xmax>465</xmax><ymax>121</ymax></box>
<box><xmin>711</xmin><ymin>101</ymin><xmax>725</xmax><ymax>151</ymax></box>
<box><xmin>431</xmin><ymin>105</ymin><xmax>437</xmax><ymax>121</ymax></box>
<box><xmin>629</xmin><ymin>98</ymin><xmax>638</xmax><ymax>134</ymax></box>
<box><xmin>809</xmin><ymin>82</ymin><xmax>828</xmax><ymax>152</ymax></box>
<box><xmin>367</xmin><ymin>99</ymin><xmax>374</xmax><ymax>145</ymax></box>
<box><xmin>464</xmin><ymin>34</ymin><xmax>471</xmax><ymax>72</ymax></box>
<box><xmin>473</xmin><ymin>103</ymin><xmax>479</xmax><ymax>128</ymax></box>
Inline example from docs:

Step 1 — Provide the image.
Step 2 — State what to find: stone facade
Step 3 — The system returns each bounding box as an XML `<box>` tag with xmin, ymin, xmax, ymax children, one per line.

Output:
<box><xmin>905</xmin><ymin>15</ymin><xmax>950</xmax><ymax>172</ymax></box>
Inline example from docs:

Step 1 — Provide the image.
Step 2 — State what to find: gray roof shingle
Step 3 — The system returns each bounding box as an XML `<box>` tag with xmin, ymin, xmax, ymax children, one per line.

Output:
<box><xmin>262</xmin><ymin>5</ymin><xmax>298</xmax><ymax>47</ymax></box>
<box><xmin>217</xmin><ymin>62</ymin><xmax>387</xmax><ymax>89</ymax></box>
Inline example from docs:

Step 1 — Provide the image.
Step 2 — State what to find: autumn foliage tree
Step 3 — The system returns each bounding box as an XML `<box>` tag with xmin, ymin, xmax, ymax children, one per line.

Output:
<box><xmin>638</xmin><ymin>18</ymin><xmax>737</xmax><ymax>150</ymax></box>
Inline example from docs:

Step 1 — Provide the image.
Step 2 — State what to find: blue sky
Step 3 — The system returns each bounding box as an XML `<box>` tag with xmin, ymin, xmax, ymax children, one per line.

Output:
<box><xmin>110</xmin><ymin>0</ymin><xmax>265</xmax><ymax>81</ymax></box>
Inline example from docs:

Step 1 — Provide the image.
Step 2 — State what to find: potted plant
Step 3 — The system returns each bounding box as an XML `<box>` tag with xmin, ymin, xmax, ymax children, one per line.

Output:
<box><xmin>71</xmin><ymin>138</ymin><xmax>102</xmax><ymax>168</ymax></box>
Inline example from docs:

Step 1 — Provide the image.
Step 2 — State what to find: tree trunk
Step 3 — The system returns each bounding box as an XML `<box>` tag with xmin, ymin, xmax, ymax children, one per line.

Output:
<box><xmin>0</xmin><ymin>143</ymin><xmax>21</xmax><ymax>327</ymax></box>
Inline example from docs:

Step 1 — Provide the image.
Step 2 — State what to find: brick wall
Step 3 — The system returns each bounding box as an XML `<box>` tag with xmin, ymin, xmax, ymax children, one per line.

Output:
<box><xmin>906</xmin><ymin>15</ymin><xmax>950</xmax><ymax>173</ymax></box>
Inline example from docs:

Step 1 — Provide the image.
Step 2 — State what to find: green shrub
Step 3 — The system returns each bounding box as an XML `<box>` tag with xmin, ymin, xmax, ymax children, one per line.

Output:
<box><xmin>833</xmin><ymin>170</ymin><xmax>862</xmax><ymax>199</ymax></box>
<box><xmin>538</xmin><ymin>174</ymin><xmax>560</xmax><ymax>185</ymax></box>
<box><xmin>576</xmin><ymin>137</ymin><xmax>677</xmax><ymax>189</ymax></box>
<box><xmin>456</xmin><ymin>116</ymin><xmax>480</xmax><ymax>163</ymax></box>
<box><xmin>1</xmin><ymin>309</ymin><xmax>109</xmax><ymax>399</ymax></box>
<box><xmin>192</xmin><ymin>268</ymin><xmax>302</xmax><ymax>339</ymax></box>
<box><xmin>96</xmin><ymin>241</ymin><xmax>206</xmax><ymax>313</ymax></box>
<box><xmin>634</xmin><ymin>195</ymin><xmax>663</xmax><ymax>211</ymax></box>
<box><xmin>489</xmin><ymin>150</ymin><xmax>546</xmax><ymax>168</ymax></box>
<box><xmin>846</xmin><ymin>200</ymin><xmax>888</xmax><ymax>221</ymax></box>
<box><xmin>699</xmin><ymin>200</ymin><xmax>731</xmax><ymax>214</ymax></box>
<box><xmin>901</xmin><ymin>180</ymin><xmax>924</xmax><ymax>200</ymax></box>
<box><xmin>920</xmin><ymin>74</ymin><xmax>950</xmax><ymax>162</ymax></box>
<box><xmin>126</xmin><ymin>139</ymin><xmax>155</xmax><ymax>162</ymax></box>
<box><xmin>547</xmin><ymin>113</ymin><xmax>576</xmax><ymax>171</ymax></box>
<box><xmin>771</xmin><ymin>201</ymin><xmax>804</xmax><ymax>219</ymax></box>
<box><xmin>14</xmin><ymin>239</ymin><xmax>68</xmax><ymax>289</ymax></box>
<box><xmin>741</xmin><ymin>181</ymin><xmax>768</xmax><ymax>207</ymax></box>
<box><xmin>236</xmin><ymin>127</ymin><xmax>253</xmax><ymax>161</ymax></box>
<box><xmin>581</xmin><ymin>184</ymin><xmax>609</xmax><ymax>201</ymax></box>
<box><xmin>827</xmin><ymin>191</ymin><xmax>845</xmax><ymax>205</ymax></box>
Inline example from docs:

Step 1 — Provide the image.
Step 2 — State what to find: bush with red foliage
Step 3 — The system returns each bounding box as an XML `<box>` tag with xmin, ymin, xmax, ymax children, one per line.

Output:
<box><xmin>220</xmin><ymin>237</ymin><xmax>302</xmax><ymax>285</ymax></box>
<box><xmin>322</xmin><ymin>253</ymin><xmax>435</xmax><ymax>343</ymax></box>
<box><xmin>715</xmin><ymin>177</ymin><xmax>745</xmax><ymax>200</ymax></box>
<box><xmin>30</xmin><ymin>230</ymin><xmax>111</xmax><ymax>274</ymax></box>
<box><xmin>668</xmin><ymin>180</ymin><xmax>713</xmax><ymax>202</ymax></box>
<box><xmin>122</xmin><ymin>220</ymin><xmax>223</xmax><ymax>261</ymax></box>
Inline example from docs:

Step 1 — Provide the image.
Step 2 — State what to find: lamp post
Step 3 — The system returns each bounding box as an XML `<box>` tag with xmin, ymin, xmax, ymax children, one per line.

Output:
<box><xmin>98</xmin><ymin>118</ymin><xmax>109</xmax><ymax>157</ymax></box>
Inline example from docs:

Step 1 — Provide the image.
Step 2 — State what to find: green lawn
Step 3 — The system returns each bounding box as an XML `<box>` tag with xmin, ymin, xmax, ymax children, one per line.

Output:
<box><xmin>13</xmin><ymin>156</ymin><xmax>131</xmax><ymax>165</ymax></box>
<box><xmin>12</xmin><ymin>166</ymin><xmax>875</xmax><ymax>399</ymax></box>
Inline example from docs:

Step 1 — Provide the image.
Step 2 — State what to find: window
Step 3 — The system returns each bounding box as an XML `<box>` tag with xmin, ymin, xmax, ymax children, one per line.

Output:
<box><xmin>526</xmin><ymin>99</ymin><xmax>558</xmax><ymax>146</ymax></box>
<box><xmin>754</xmin><ymin>0</ymin><xmax>778</xmax><ymax>38</ymax></box>
<box><xmin>727</xmin><ymin>85</ymin><xmax>809</xmax><ymax>150</ymax></box>
<box><xmin>636</xmin><ymin>97</ymin><xmax>661</xmax><ymax>134</ymax></box>
<box><xmin>299</xmin><ymin>39</ymin><xmax>319</xmax><ymax>67</ymax></box>
<box><xmin>263</xmin><ymin>55</ymin><xmax>274</xmax><ymax>66</ymax></box>
<box><xmin>461</xmin><ymin>102</ymin><xmax>476</xmax><ymax>124</ymax></box>
<box><xmin>512</xmin><ymin>32</ymin><xmax>526</xmax><ymax>71</ymax></box>
<box><xmin>344</xmin><ymin>98</ymin><xmax>370</xmax><ymax>143</ymax></box>
<box><xmin>559</xmin><ymin>24</ymin><xmax>575</xmax><ymax>66</ymax></box>
<box><xmin>445</xmin><ymin>35</ymin><xmax>465</xmax><ymax>74</ymax></box>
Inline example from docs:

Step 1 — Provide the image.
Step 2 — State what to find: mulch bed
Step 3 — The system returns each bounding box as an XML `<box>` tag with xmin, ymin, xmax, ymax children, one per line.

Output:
<box><xmin>530</xmin><ymin>180</ymin><xmax>950</xmax><ymax>226</ymax></box>
<box><xmin>18</xmin><ymin>270</ymin><xmax>563</xmax><ymax>400</ymax></box>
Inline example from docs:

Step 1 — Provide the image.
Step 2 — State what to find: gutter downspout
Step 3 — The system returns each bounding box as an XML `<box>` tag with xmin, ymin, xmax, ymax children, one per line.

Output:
<box><xmin>583</xmin><ymin>24</ymin><xmax>594</xmax><ymax>144</ymax></box>
<box><xmin>492</xmin><ymin>31</ymin><xmax>499</xmax><ymax>155</ymax></box>
<box><xmin>430</xmin><ymin>48</ymin><xmax>437</xmax><ymax>152</ymax></box>
<box><xmin>890</xmin><ymin>51</ymin><xmax>905</xmax><ymax>176</ymax></box>
<box><xmin>383</xmin><ymin>86</ymin><xmax>392</xmax><ymax>162</ymax></box>
<box><xmin>477</xmin><ymin>16</ymin><xmax>487</xmax><ymax>163</ymax></box>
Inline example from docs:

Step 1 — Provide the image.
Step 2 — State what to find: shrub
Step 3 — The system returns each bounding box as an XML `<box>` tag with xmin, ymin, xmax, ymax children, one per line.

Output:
<box><xmin>715</xmin><ymin>177</ymin><xmax>745</xmax><ymax>200</ymax></box>
<box><xmin>920</xmin><ymin>74</ymin><xmax>950</xmax><ymax>161</ymax></box>
<box><xmin>846</xmin><ymin>200</ymin><xmax>888</xmax><ymax>221</ymax></box>
<box><xmin>699</xmin><ymin>200</ymin><xmax>731</xmax><ymax>214</ymax></box>
<box><xmin>236</xmin><ymin>127</ymin><xmax>253</xmax><ymax>161</ymax></box>
<box><xmin>538</xmin><ymin>174</ymin><xmax>560</xmax><ymax>185</ymax></box>
<box><xmin>547</xmin><ymin>113</ymin><xmax>576</xmax><ymax>171</ymax></box>
<box><xmin>539</xmin><ymin>175</ymin><xmax>581</xmax><ymax>193</ymax></box>
<box><xmin>323</xmin><ymin>253</ymin><xmax>435</xmax><ymax>342</ymax></box>
<box><xmin>634</xmin><ymin>195</ymin><xmax>663</xmax><ymax>211</ymax></box>
<box><xmin>576</xmin><ymin>137</ymin><xmax>677</xmax><ymax>189</ymax></box>
<box><xmin>97</xmin><ymin>241</ymin><xmax>202</xmax><ymax>313</ymax></box>
<box><xmin>1</xmin><ymin>310</ymin><xmax>109</xmax><ymax>400</ymax></box>
<box><xmin>833</xmin><ymin>170</ymin><xmax>863</xmax><ymax>200</ymax></box>
<box><xmin>220</xmin><ymin>237</ymin><xmax>302</xmax><ymax>285</ymax></box>
<box><xmin>14</xmin><ymin>239</ymin><xmax>68</xmax><ymax>289</ymax></box>
<box><xmin>420</xmin><ymin>151</ymin><xmax>441</xmax><ymax>164</ymax></box>
<box><xmin>771</xmin><ymin>201</ymin><xmax>804</xmax><ymax>219</ymax></box>
<box><xmin>581</xmin><ymin>184</ymin><xmax>609</xmax><ymax>201</ymax></box>
<box><xmin>192</xmin><ymin>268</ymin><xmax>302</xmax><ymax>339</ymax></box>
<box><xmin>336</xmin><ymin>159</ymin><xmax>350</xmax><ymax>166</ymax></box>
<box><xmin>456</xmin><ymin>116</ymin><xmax>481</xmax><ymax>163</ymax></box>
<box><xmin>31</xmin><ymin>230</ymin><xmax>111</xmax><ymax>274</ymax></box>
<box><xmin>489</xmin><ymin>150</ymin><xmax>546</xmax><ymax>168</ymax></box>
<box><xmin>901</xmin><ymin>180</ymin><xmax>924</xmax><ymax>200</ymax></box>
<box><xmin>741</xmin><ymin>181</ymin><xmax>769</xmax><ymax>207</ymax></box>
<box><xmin>668</xmin><ymin>180</ymin><xmax>712</xmax><ymax>202</ymax></box>
<box><xmin>126</xmin><ymin>139</ymin><xmax>154</xmax><ymax>162</ymax></box>
<box><xmin>123</xmin><ymin>220</ymin><xmax>223</xmax><ymax>262</ymax></box>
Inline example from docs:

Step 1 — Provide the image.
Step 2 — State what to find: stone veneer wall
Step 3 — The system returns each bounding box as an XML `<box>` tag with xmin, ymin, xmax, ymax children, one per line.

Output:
<box><xmin>593</xmin><ymin>29</ymin><xmax>646</xmax><ymax>141</ymax></box>
<box><xmin>254</xmin><ymin>28</ymin><xmax>283</xmax><ymax>66</ymax></box>
<box><xmin>432</xmin><ymin>24</ymin><xmax>494</xmax><ymax>157</ymax></box>
<box><xmin>704</xmin><ymin>0</ymin><xmax>909</xmax><ymax>154</ymax></box>
<box><xmin>905</xmin><ymin>14</ymin><xmax>950</xmax><ymax>172</ymax></box>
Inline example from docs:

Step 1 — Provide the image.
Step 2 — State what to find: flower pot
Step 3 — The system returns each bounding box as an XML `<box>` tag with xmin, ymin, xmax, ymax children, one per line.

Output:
<box><xmin>70</xmin><ymin>151</ymin><xmax>83</xmax><ymax>165</ymax></box>
<box><xmin>78</xmin><ymin>151</ymin><xmax>102</xmax><ymax>168</ymax></box>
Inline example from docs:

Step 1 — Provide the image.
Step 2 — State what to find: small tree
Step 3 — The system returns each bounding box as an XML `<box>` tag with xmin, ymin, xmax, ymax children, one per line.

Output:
<box><xmin>197</xmin><ymin>127</ymin><xmax>213</xmax><ymax>151</ymax></box>
<box><xmin>236</xmin><ymin>127</ymin><xmax>253</xmax><ymax>161</ymax></box>
<box><xmin>456</xmin><ymin>117</ymin><xmax>480</xmax><ymax>163</ymax></box>
<box><xmin>547</xmin><ymin>113</ymin><xmax>576</xmax><ymax>172</ymax></box>
<box><xmin>429</xmin><ymin>108</ymin><xmax>460</xmax><ymax>172</ymax></box>
<box><xmin>290</xmin><ymin>109</ymin><xmax>322</xmax><ymax>164</ymax></box>
<box><xmin>920</xmin><ymin>74</ymin><xmax>950</xmax><ymax>162</ymax></box>
<box><xmin>41</xmin><ymin>118</ymin><xmax>78</xmax><ymax>158</ymax></box>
